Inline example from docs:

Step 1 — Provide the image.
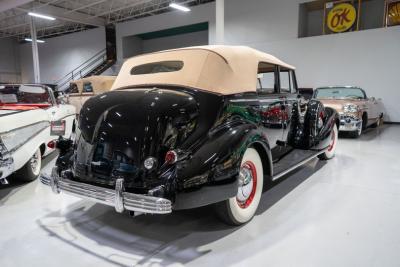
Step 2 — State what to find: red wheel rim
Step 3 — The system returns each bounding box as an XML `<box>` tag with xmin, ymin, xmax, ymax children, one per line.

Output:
<box><xmin>237</xmin><ymin>161</ymin><xmax>257</xmax><ymax>209</ymax></box>
<box><xmin>328</xmin><ymin>128</ymin><xmax>336</xmax><ymax>152</ymax></box>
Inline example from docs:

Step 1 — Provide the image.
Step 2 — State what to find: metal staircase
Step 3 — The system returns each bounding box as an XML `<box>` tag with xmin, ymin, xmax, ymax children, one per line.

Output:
<box><xmin>55</xmin><ymin>49</ymin><xmax>116</xmax><ymax>91</ymax></box>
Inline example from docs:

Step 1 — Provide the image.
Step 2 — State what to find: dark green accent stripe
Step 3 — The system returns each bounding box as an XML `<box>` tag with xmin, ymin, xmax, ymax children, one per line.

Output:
<box><xmin>136</xmin><ymin>22</ymin><xmax>208</xmax><ymax>40</ymax></box>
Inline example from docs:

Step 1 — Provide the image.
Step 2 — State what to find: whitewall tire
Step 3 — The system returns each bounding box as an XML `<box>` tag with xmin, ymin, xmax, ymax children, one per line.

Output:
<box><xmin>216</xmin><ymin>147</ymin><xmax>264</xmax><ymax>225</ymax></box>
<box><xmin>319</xmin><ymin>124</ymin><xmax>338</xmax><ymax>160</ymax></box>
<box><xmin>16</xmin><ymin>147</ymin><xmax>42</xmax><ymax>182</ymax></box>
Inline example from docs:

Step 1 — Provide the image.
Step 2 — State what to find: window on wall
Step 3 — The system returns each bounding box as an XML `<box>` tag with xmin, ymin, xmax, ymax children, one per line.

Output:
<box><xmin>298</xmin><ymin>0</ymin><xmax>386</xmax><ymax>38</ymax></box>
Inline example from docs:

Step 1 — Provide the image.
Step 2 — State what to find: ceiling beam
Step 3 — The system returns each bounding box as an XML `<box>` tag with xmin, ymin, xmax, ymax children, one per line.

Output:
<box><xmin>64</xmin><ymin>0</ymin><xmax>108</xmax><ymax>14</ymax></box>
<box><xmin>17</xmin><ymin>4</ymin><xmax>106</xmax><ymax>27</ymax></box>
<box><xmin>0</xmin><ymin>0</ymin><xmax>33</xmax><ymax>13</ymax></box>
<box><xmin>94</xmin><ymin>0</ymin><xmax>153</xmax><ymax>18</ymax></box>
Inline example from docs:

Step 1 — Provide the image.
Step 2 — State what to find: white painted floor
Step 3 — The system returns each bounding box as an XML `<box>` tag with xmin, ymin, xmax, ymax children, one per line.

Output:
<box><xmin>1</xmin><ymin>125</ymin><xmax>400</xmax><ymax>267</ymax></box>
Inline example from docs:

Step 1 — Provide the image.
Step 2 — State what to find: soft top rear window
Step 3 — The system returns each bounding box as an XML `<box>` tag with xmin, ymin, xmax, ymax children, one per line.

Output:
<box><xmin>130</xmin><ymin>61</ymin><xmax>184</xmax><ymax>75</ymax></box>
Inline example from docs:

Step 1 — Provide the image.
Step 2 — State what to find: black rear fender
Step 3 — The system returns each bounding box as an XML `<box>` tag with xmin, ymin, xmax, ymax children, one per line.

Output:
<box><xmin>173</xmin><ymin>122</ymin><xmax>272</xmax><ymax>210</ymax></box>
<box><xmin>177</xmin><ymin>121</ymin><xmax>272</xmax><ymax>189</ymax></box>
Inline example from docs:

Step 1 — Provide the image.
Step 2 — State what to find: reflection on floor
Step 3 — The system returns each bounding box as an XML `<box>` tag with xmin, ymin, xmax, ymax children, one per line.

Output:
<box><xmin>1</xmin><ymin>125</ymin><xmax>400</xmax><ymax>267</ymax></box>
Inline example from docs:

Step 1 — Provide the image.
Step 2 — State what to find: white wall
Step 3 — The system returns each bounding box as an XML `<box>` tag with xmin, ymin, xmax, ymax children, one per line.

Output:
<box><xmin>114</xmin><ymin>0</ymin><xmax>400</xmax><ymax>121</ymax></box>
<box><xmin>220</xmin><ymin>0</ymin><xmax>400</xmax><ymax>122</ymax></box>
<box><xmin>252</xmin><ymin>27</ymin><xmax>400</xmax><ymax>123</ymax></box>
<box><xmin>10</xmin><ymin>0</ymin><xmax>400</xmax><ymax>121</ymax></box>
<box><xmin>0</xmin><ymin>37</ymin><xmax>21</xmax><ymax>82</ymax></box>
<box><xmin>20</xmin><ymin>27</ymin><xmax>105</xmax><ymax>83</ymax></box>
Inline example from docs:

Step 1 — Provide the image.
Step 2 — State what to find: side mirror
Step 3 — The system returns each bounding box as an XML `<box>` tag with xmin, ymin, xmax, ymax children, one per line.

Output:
<box><xmin>369</xmin><ymin>97</ymin><xmax>376</xmax><ymax>102</ymax></box>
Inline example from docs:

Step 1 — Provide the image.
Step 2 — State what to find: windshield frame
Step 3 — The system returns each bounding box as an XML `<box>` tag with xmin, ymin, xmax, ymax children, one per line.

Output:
<box><xmin>0</xmin><ymin>84</ymin><xmax>55</xmax><ymax>106</ymax></box>
<box><xmin>313</xmin><ymin>87</ymin><xmax>367</xmax><ymax>100</ymax></box>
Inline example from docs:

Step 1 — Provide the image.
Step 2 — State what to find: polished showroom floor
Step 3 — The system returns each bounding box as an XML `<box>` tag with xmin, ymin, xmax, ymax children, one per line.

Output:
<box><xmin>1</xmin><ymin>125</ymin><xmax>399</xmax><ymax>267</ymax></box>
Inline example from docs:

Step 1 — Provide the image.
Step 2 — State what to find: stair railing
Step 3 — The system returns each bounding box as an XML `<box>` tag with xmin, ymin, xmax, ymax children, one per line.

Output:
<box><xmin>55</xmin><ymin>48</ymin><xmax>107</xmax><ymax>91</ymax></box>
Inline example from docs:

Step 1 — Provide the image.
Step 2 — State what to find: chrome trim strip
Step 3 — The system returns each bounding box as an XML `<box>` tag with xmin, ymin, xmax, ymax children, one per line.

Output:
<box><xmin>0</xmin><ymin>120</ymin><xmax>49</xmax><ymax>135</ymax></box>
<box><xmin>0</xmin><ymin>121</ymin><xmax>50</xmax><ymax>160</ymax></box>
<box><xmin>272</xmin><ymin>149</ymin><xmax>328</xmax><ymax>181</ymax></box>
<box><xmin>40</xmin><ymin>168</ymin><xmax>172</xmax><ymax>214</ymax></box>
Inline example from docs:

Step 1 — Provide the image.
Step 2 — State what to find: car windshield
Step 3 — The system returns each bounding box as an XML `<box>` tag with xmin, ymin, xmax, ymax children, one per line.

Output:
<box><xmin>314</xmin><ymin>87</ymin><xmax>365</xmax><ymax>100</ymax></box>
<box><xmin>0</xmin><ymin>85</ymin><xmax>52</xmax><ymax>106</ymax></box>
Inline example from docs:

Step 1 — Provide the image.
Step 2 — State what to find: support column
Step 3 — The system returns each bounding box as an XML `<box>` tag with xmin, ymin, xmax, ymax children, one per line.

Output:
<box><xmin>215</xmin><ymin>0</ymin><xmax>224</xmax><ymax>45</ymax></box>
<box><xmin>29</xmin><ymin>17</ymin><xmax>40</xmax><ymax>83</ymax></box>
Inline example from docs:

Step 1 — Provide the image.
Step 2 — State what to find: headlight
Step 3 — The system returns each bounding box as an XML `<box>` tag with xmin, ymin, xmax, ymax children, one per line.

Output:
<box><xmin>0</xmin><ymin>121</ymin><xmax>49</xmax><ymax>153</ymax></box>
<box><xmin>343</xmin><ymin>103</ymin><xmax>359</xmax><ymax>113</ymax></box>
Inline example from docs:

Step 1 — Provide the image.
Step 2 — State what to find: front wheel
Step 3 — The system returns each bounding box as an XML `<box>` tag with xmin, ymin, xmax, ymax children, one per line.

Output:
<box><xmin>15</xmin><ymin>148</ymin><xmax>42</xmax><ymax>182</ymax></box>
<box><xmin>215</xmin><ymin>148</ymin><xmax>264</xmax><ymax>225</ymax></box>
<box><xmin>349</xmin><ymin>120</ymin><xmax>363</xmax><ymax>138</ymax></box>
<box><xmin>318</xmin><ymin>124</ymin><xmax>338</xmax><ymax>160</ymax></box>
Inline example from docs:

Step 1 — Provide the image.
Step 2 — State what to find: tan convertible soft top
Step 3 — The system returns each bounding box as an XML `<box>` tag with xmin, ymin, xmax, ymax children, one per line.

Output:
<box><xmin>71</xmin><ymin>75</ymin><xmax>116</xmax><ymax>94</ymax></box>
<box><xmin>112</xmin><ymin>45</ymin><xmax>295</xmax><ymax>95</ymax></box>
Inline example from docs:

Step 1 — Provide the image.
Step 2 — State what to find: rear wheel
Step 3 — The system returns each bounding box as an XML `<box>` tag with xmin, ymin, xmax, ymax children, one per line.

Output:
<box><xmin>215</xmin><ymin>148</ymin><xmax>264</xmax><ymax>225</ymax></box>
<box><xmin>371</xmin><ymin>114</ymin><xmax>383</xmax><ymax>128</ymax></box>
<box><xmin>15</xmin><ymin>148</ymin><xmax>42</xmax><ymax>182</ymax></box>
<box><xmin>319</xmin><ymin>124</ymin><xmax>338</xmax><ymax>160</ymax></box>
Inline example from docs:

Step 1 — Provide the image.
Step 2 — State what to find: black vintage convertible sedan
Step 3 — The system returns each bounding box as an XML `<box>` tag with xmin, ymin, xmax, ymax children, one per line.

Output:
<box><xmin>41</xmin><ymin>46</ymin><xmax>338</xmax><ymax>225</ymax></box>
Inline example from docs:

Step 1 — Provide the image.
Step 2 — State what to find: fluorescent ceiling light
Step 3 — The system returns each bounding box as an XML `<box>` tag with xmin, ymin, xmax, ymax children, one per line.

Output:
<box><xmin>169</xmin><ymin>3</ymin><xmax>190</xmax><ymax>12</ymax></box>
<box><xmin>28</xmin><ymin>12</ymin><xmax>56</xmax><ymax>21</ymax></box>
<box><xmin>25</xmin><ymin>38</ymin><xmax>45</xmax><ymax>43</ymax></box>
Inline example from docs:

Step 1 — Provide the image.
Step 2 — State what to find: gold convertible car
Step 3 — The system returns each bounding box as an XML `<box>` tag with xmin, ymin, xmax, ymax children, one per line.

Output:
<box><xmin>313</xmin><ymin>86</ymin><xmax>384</xmax><ymax>138</ymax></box>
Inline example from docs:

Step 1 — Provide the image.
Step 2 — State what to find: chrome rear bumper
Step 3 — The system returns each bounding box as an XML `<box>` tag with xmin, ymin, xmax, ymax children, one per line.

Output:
<box><xmin>40</xmin><ymin>167</ymin><xmax>172</xmax><ymax>214</ymax></box>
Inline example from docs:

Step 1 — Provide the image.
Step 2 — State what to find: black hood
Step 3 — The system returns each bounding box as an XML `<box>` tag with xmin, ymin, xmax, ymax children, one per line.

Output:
<box><xmin>75</xmin><ymin>87</ymin><xmax>221</xmax><ymax>191</ymax></box>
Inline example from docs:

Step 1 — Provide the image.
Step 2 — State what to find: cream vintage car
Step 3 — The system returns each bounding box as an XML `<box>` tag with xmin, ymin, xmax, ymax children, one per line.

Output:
<box><xmin>313</xmin><ymin>86</ymin><xmax>384</xmax><ymax>138</ymax></box>
<box><xmin>67</xmin><ymin>76</ymin><xmax>116</xmax><ymax>114</ymax></box>
<box><xmin>0</xmin><ymin>84</ymin><xmax>76</xmax><ymax>184</ymax></box>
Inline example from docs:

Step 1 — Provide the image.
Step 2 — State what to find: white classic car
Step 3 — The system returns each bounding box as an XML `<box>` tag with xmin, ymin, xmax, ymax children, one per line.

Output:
<box><xmin>0</xmin><ymin>84</ymin><xmax>76</xmax><ymax>184</ymax></box>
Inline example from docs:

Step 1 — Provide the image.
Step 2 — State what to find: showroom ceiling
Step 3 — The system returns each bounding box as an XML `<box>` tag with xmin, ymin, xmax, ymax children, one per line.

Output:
<box><xmin>0</xmin><ymin>0</ymin><xmax>213</xmax><ymax>40</ymax></box>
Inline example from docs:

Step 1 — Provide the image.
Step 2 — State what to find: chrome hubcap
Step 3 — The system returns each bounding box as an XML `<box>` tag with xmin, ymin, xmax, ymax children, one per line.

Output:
<box><xmin>236</xmin><ymin>161</ymin><xmax>257</xmax><ymax>209</ymax></box>
<box><xmin>30</xmin><ymin>150</ymin><xmax>40</xmax><ymax>174</ymax></box>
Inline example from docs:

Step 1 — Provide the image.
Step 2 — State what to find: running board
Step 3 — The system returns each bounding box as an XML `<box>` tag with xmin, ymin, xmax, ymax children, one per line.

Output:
<box><xmin>272</xmin><ymin>149</ymin><xmax>327</xmax><ymax>181</ymax></box>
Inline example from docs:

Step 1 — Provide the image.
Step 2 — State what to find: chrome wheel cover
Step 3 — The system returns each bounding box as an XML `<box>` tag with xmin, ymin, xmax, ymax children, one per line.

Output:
<box><xmin>30</xmin><ymin>149</ymin><xmax>41</xmax><ymax>175</ymax></box>
<box><xmin>236</xmin><ymin>161</ymin><xmax>257</xmax><ymax>209</ymax></box>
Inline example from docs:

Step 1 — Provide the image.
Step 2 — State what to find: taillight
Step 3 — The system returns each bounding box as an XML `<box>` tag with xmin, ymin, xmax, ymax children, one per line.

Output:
<box><xmin>47</xmin><ymin>140</ymin><xmax>56</xmax><ymax>149</ymax></box>
<box><xmin>165</xmin><ymin>150</ymin><xmax>177</xmax><ymax>164</ymax></box>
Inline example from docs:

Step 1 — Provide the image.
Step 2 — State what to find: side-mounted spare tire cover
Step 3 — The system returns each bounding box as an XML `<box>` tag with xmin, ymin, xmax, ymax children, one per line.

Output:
<box><xmin>289</xmin><ymin>100</ymin><xmax>326</xmax><ymax>149</ymax></box>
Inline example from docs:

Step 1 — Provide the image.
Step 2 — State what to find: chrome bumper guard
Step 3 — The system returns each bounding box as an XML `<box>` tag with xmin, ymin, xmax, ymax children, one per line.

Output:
<box><xmin>40</xmin><ymin>167</ymin><xmax>172</xmax><ymax>214</ymax></box>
